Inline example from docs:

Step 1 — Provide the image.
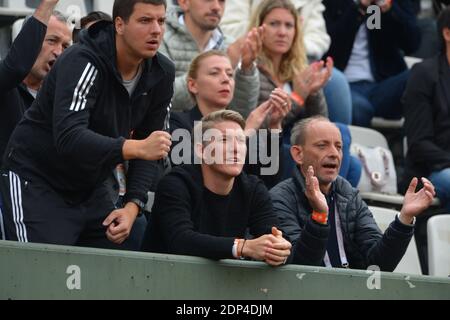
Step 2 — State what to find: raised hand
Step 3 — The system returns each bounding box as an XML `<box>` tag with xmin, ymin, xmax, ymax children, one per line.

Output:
<box><xmin>399</xmin><ymin>177</ymin><xmax>436</xmax><ymax>224</ymax></box>
<box><xmin>34</xmin><ymin>0</ymin><xmax>61</xmax><ymax>25</ymax></box>
<box><xmin>376</xmin><ymin>0</ymin><xmax>393</xmax><ymax>13</ymax></box>
<box><xmin>267</xmin><ymin>88</ymin><xmax>291</xmax><ymax>130</ymax></box>
<box><xmin>244</xmin><ymin>100</ymin><xmax>272</xmax><ymax>136</ymax></box>
<box><xmin>240</xmin><ymin>26</ymin><xmax>264</xmax><ymax>72</ymax></box>
<box><xmin>227</xmin><ymin>26</ymin><xmax>264</xmax><ymax>71</ymax></box>
<box><xmin>304</xmin><ymin>166</ymin><xmax>328</xmax><ymax>214</ymax></box>
<box><xmin>292</xmin><ymin>57</ymin><xmax>333</xmax><ymax>102</ymax></box>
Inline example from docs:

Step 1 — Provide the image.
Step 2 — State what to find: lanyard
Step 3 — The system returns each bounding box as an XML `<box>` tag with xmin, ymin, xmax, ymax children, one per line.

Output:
<box><xmin>324</xmin><ymin>200</ymin><xmax>349</xmax><ymax>268</ymax></box>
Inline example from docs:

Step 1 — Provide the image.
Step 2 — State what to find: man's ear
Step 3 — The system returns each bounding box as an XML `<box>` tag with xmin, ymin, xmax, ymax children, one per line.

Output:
<box><xmin>443</xmin><ymin>27</ymin><xmax>450</xmax><ymax>42</ymax></box>
<box><xmin>115</xmin><ymin>17</ymin><xmax>125</xmax><ymax>35</ymax></box>
<box><xmin>290</xmin><ymin>145</ymin><xmax>303</xmax><ymax>166</ymax></box>
<box><xmin>194</xmin><ymin>142</ymin><xmax>203</xmax><ymax>163</ymax></box>
<box><xmin>178</xmin><ymin>0</ymin><xmax>189</xmax><ymax>12</ymax></box>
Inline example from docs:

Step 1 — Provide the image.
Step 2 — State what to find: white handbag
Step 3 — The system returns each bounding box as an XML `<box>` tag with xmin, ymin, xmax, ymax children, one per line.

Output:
<box><xmin>351</xmin><ymin>143</ymin><xmax>397</xmax><ymax>194</ymax></box>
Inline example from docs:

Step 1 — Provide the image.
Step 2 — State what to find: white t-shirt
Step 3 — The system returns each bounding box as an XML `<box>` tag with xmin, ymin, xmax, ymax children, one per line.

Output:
<box><xmin>344</xmin><ymin>24</ymin><xmax>375</xmax><ymax>83</ymax></box>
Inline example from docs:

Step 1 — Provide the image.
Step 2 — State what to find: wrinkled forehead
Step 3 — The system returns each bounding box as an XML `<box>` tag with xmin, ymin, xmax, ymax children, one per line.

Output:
<box><xmin>47</xmin><ymin>16</ymin><xmax>72</xmax><ymax>39</ymax></box>
<box><xmin>307</xmin><ymin>120</ymin><xmax>342</xmax><ymax>144</ymax></box>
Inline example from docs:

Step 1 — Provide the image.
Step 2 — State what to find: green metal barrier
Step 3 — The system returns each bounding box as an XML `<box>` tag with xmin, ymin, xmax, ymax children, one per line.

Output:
<box><xmin>0</xmin><ymin>241</ymin><xmax>449</xmax><ymax>300</ymax></box>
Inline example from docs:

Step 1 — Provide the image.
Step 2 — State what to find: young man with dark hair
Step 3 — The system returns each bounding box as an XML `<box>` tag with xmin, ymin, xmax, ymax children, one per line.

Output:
<box><xmin>403</xmin><ymin>6</ymin><xmax>450</xmax><ymax>212</ymax></box>
<box><xmin>0</xmin><ymin>0</ymin><xmax>71</xmax><ymax>239</ymax></box>
<box><xmin>270</xmin><ymin>116</ymin><xmax>435</xmax><ymax>271</ymax></box>
<box><xmin>143</xmin><ymin>110</ymin><xmax>291</xmax><ymax>266</ymax></box>
<box><xmin>0</xmin><ymin>0</ymin><xmax>174</xmax><ymax>248</ymax></box>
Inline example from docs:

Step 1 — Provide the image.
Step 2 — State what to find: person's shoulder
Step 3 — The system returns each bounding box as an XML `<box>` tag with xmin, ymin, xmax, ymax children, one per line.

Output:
<box><xmin>410</xmin><ymin>56</ymin><xmax>440</xmax><ymax>75</ymax></box>
<box><xmin>155</xmin><ymin>52</ymin><xmax>176</xmax><ymax>76</ymax></box>
<box><xmin>170</xmin><ymin>110</ymin><xmax>193</xmax><ymax>132</ymax></box>
<box><xmin>334</xmin><ymin>176</ymin><xmax>357</xmax><ymax>199</ymax></box>
<box><xmin>270</xmin><ymin>178</ymin><xmax>296</xmax><ymax>195</ymax></box>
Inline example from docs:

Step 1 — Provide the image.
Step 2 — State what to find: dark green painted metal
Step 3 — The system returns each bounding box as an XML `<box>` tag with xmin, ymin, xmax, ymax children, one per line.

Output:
<box><xmin>0</xmin><ymin>241</ymin><xmax>449</xmax><ymax>300</ymax></box>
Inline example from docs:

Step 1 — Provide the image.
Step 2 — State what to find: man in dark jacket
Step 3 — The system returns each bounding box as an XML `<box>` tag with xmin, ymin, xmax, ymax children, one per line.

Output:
<box><xmin>0</xmin><ymin>0</ymin><xmax>71</xmax><ymax>240</ymax></box>
<box><xmin>323</xmin><ymin>0</ymin><xmax>421</xmax><ymax>126</ymax></box>
<box><xmin>270</xmin><ymin>116</ymin><xmax>435</xmax><ymax>271</ymax></box>
<box><xmin>142</xmin><ymin>110</ymin><xmax>291</xmax><ymax>266</ymax></box>
<box><xmin>0</xmin><ymin>1</ymin><xmax>71</xmax><ymax>168</ymax></box>
<box><xmin>403</xmin><ymin>6</ymin><xmax>450</xmax><ymax>212</ymax></box>
<box><xmin>0</xmin><ymin>0</ymin><xmax>174</xmax><ymax>248</ymax></box>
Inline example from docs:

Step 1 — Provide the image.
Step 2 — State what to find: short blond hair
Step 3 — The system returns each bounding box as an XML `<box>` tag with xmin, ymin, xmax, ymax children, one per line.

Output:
<box><xmin>195</xmin><ymin>110</ymin><xmax>246</xmax><ymax>140</ymax></box>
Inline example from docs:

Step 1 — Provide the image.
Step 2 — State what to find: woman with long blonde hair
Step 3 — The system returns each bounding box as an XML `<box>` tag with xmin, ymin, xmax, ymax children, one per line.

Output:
<box><xmin>248</xmin><ymin>0</ymin><xmax>333</xmax><ymax>136</ymax></box>
<box><xmin>248</xmin><ymin>0</ymin><xmax>361</xmax><ymax>186</ymax></box>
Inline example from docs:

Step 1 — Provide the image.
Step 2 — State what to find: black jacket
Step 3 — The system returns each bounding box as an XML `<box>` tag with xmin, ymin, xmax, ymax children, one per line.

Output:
<box><xmin>3</xmin><ymin>21</ymin><xmax>175</xmax><ymax>205</ymax></box>
<box><xmin>270</xmin><ymin>168</ymin><xmax>415</xmax><ymax>271</ymax></box>
<box><xmin>402</xmin><ymin>54</ymin><xmax>450</xmax><ymax>187</ymax></box>
<box><xmin>142</xmin><ymin>164</ymin><xmax>280</xmax><ymax>260</ymax></box>
<box><xmin>0</xmin><ymin>17</ymin><xmax>46</xmax><ymax>167</ymax></box>
<box><xmin>169</xmin><ymin>105</ymin><xmax>284</xmax><ymax>189</ymax></box>
<box><xmin>323</xmin><ymin>0</ymin><xmax>420</xmax><ymax>81</ymax></box>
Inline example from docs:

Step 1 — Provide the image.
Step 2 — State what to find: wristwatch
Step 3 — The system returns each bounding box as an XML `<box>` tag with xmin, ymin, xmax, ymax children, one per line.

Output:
<box><xmin>129</xmin><ymin>198</ymin><xmax>145</xmax><ymax>216</ymax></box>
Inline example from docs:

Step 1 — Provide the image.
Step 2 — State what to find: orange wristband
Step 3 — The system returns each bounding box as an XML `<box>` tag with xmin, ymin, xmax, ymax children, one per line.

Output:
<box><xmin>312</xmin><ymin>211</ymin><xmax>328</xmax><ymax>225</ymax></box>
<box><xmin>291</xmin><ymin>92</ymin><xmax>305</xmax><ymax>106</ymax></box>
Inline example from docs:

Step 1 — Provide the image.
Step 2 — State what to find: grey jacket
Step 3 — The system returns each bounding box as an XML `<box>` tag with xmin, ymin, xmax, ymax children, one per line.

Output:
<box><xmin>160</xmin><ymin>6</ymin><xmax>260</xmax><ymax>118</ymax></box>
<box><xmin>270</xmin><ymin>168</ymin><xmax>415</xmax><ymax>271</ymax></box>
<box><xmin>258</xmin><ymin>69</ymin><xmax>328</xmax><ymax>129</ymax></box>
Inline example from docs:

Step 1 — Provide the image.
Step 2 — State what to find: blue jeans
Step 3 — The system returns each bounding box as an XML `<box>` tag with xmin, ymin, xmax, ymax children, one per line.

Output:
<box><xmin>282</xmin><ymin>123</ymin><xmax>362</xmax><ymax>187</ymax></box>
<box><xmin>430</xmin><ymin>169</ymin><xmax>450</xmax><ymax>212</ymax></box>
<box><xmin>324</xmin><ymin>68</ymin><xmax>353</xmax><ymax>125</ymax></box>
<box><xmin>336</xmin><ymin>123</ymin><xmax>362</xmax><ymax>187</ymax></box>
<box><xmin>350</xmin><ymin>70</ymin><xmax>409</xmax><ymax>127</ymax></box>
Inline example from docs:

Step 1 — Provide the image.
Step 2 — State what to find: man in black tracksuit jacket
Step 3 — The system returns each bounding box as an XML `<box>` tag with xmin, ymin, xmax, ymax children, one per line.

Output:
<box><xmin>0</xmin><ymin>0</ymin><xmax>174</xmax><ymax>248</ymax></box>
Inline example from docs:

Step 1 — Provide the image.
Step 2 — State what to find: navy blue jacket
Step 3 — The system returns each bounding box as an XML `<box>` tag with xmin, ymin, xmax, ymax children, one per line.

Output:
<box><xmin>0</xmin><ymin>17</ymin><xmax>46</xmax><ymax>167</ymax></box>
<box><xmin>270</xmin><ymin>168</ymin><xmax>415</xmax><ymax>271</ymax></box>
<box><xmin>323</xmin><ymin>0</ymin><xmax>420</xmax><ymax>81</ymax></box>
<box><xmin>402</xmin><ymin>54</ymin><xmax>450</xmax><ymax>187</ymax></box>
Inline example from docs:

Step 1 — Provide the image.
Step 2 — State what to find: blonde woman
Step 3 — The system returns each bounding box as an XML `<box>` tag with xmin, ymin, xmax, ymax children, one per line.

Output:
<box><xmin>248</xmin><ymin>0</ymin><xmax>333</xmax><ymax>136</ymax></box>
<box><xmin>248</xmin><ymin>0</ymin><xmax>362</xmax><ymax>186</ymax></box>
<box><xmin>169</xmin><ymin>50</ymin><xmax>291</xmax><ymax>188</ymax></box>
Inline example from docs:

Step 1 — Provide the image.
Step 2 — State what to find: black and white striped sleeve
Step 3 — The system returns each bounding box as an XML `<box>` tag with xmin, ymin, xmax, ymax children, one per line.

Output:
<box><xmin>52</xmin><ymin>54</ymin><xmax>125</xmax><ymax>169</ymax></box>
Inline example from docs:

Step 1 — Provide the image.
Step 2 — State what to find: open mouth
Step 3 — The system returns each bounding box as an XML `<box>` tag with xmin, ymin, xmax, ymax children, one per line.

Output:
<box><xmin>322</xmin><ymin>163</ymin><xmax>338</xmax><ymax>170</ymax></box>
<box><xmin>146</xmin><ymin>40</ymin><xmax>159</xmax><ymax>47</ymax></box>
<box><xmin>48</xmin><ymin>60</ymin><xmax>56</xmax><ymax>68</ymax></box>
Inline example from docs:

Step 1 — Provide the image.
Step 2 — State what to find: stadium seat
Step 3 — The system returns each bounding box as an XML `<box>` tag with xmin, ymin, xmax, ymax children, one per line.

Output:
<box><xmin>369</xmin><ymin>206</ymin><xmax>422</xmax><ymax>275</ymax></box>
<box><xmin>349</xmin><ymin>125</ymin><xmax>441</xmax><ymax>209</ymax></box>
<box><xmin>0</xmin><ymin>0</ymin><xmax>34</xmax><ymax>18</ymax></box>
<box><xmin>371</xmin><ymin>117</ymin><xmax>405</xmax><ymax>129</ymax></box>
<box><xmin>427</xmin><ymin>214</ymin><xmax>450</xmax><ymax>277</ymax></box>
<box><xmin>93</xmin><ymin>0</ymin><xmax>113</xmax><ymax>15</ymax></box>
<box><xmin>349</xmin><ymin>125</ymin><xmax>389</xmax><ymax>149</ymax></box>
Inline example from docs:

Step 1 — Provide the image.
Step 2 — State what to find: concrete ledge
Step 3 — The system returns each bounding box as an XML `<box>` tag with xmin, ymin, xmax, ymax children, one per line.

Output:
<box><xmin>0</xmin><ymin>241</ymin><xmax>449</xmax><ymax>300</ymax></box>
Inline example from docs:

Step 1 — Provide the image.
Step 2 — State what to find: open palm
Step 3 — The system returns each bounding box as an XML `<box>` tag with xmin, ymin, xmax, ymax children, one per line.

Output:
<box><xmin>304</xmin><ymin>166</ymin><xmax>328</xmax><ymax>213</ymax></box>
<box><xmin>401</xmin><ymin>178</ymin><xmax>436</xmax><ymax>218</ymax></box>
